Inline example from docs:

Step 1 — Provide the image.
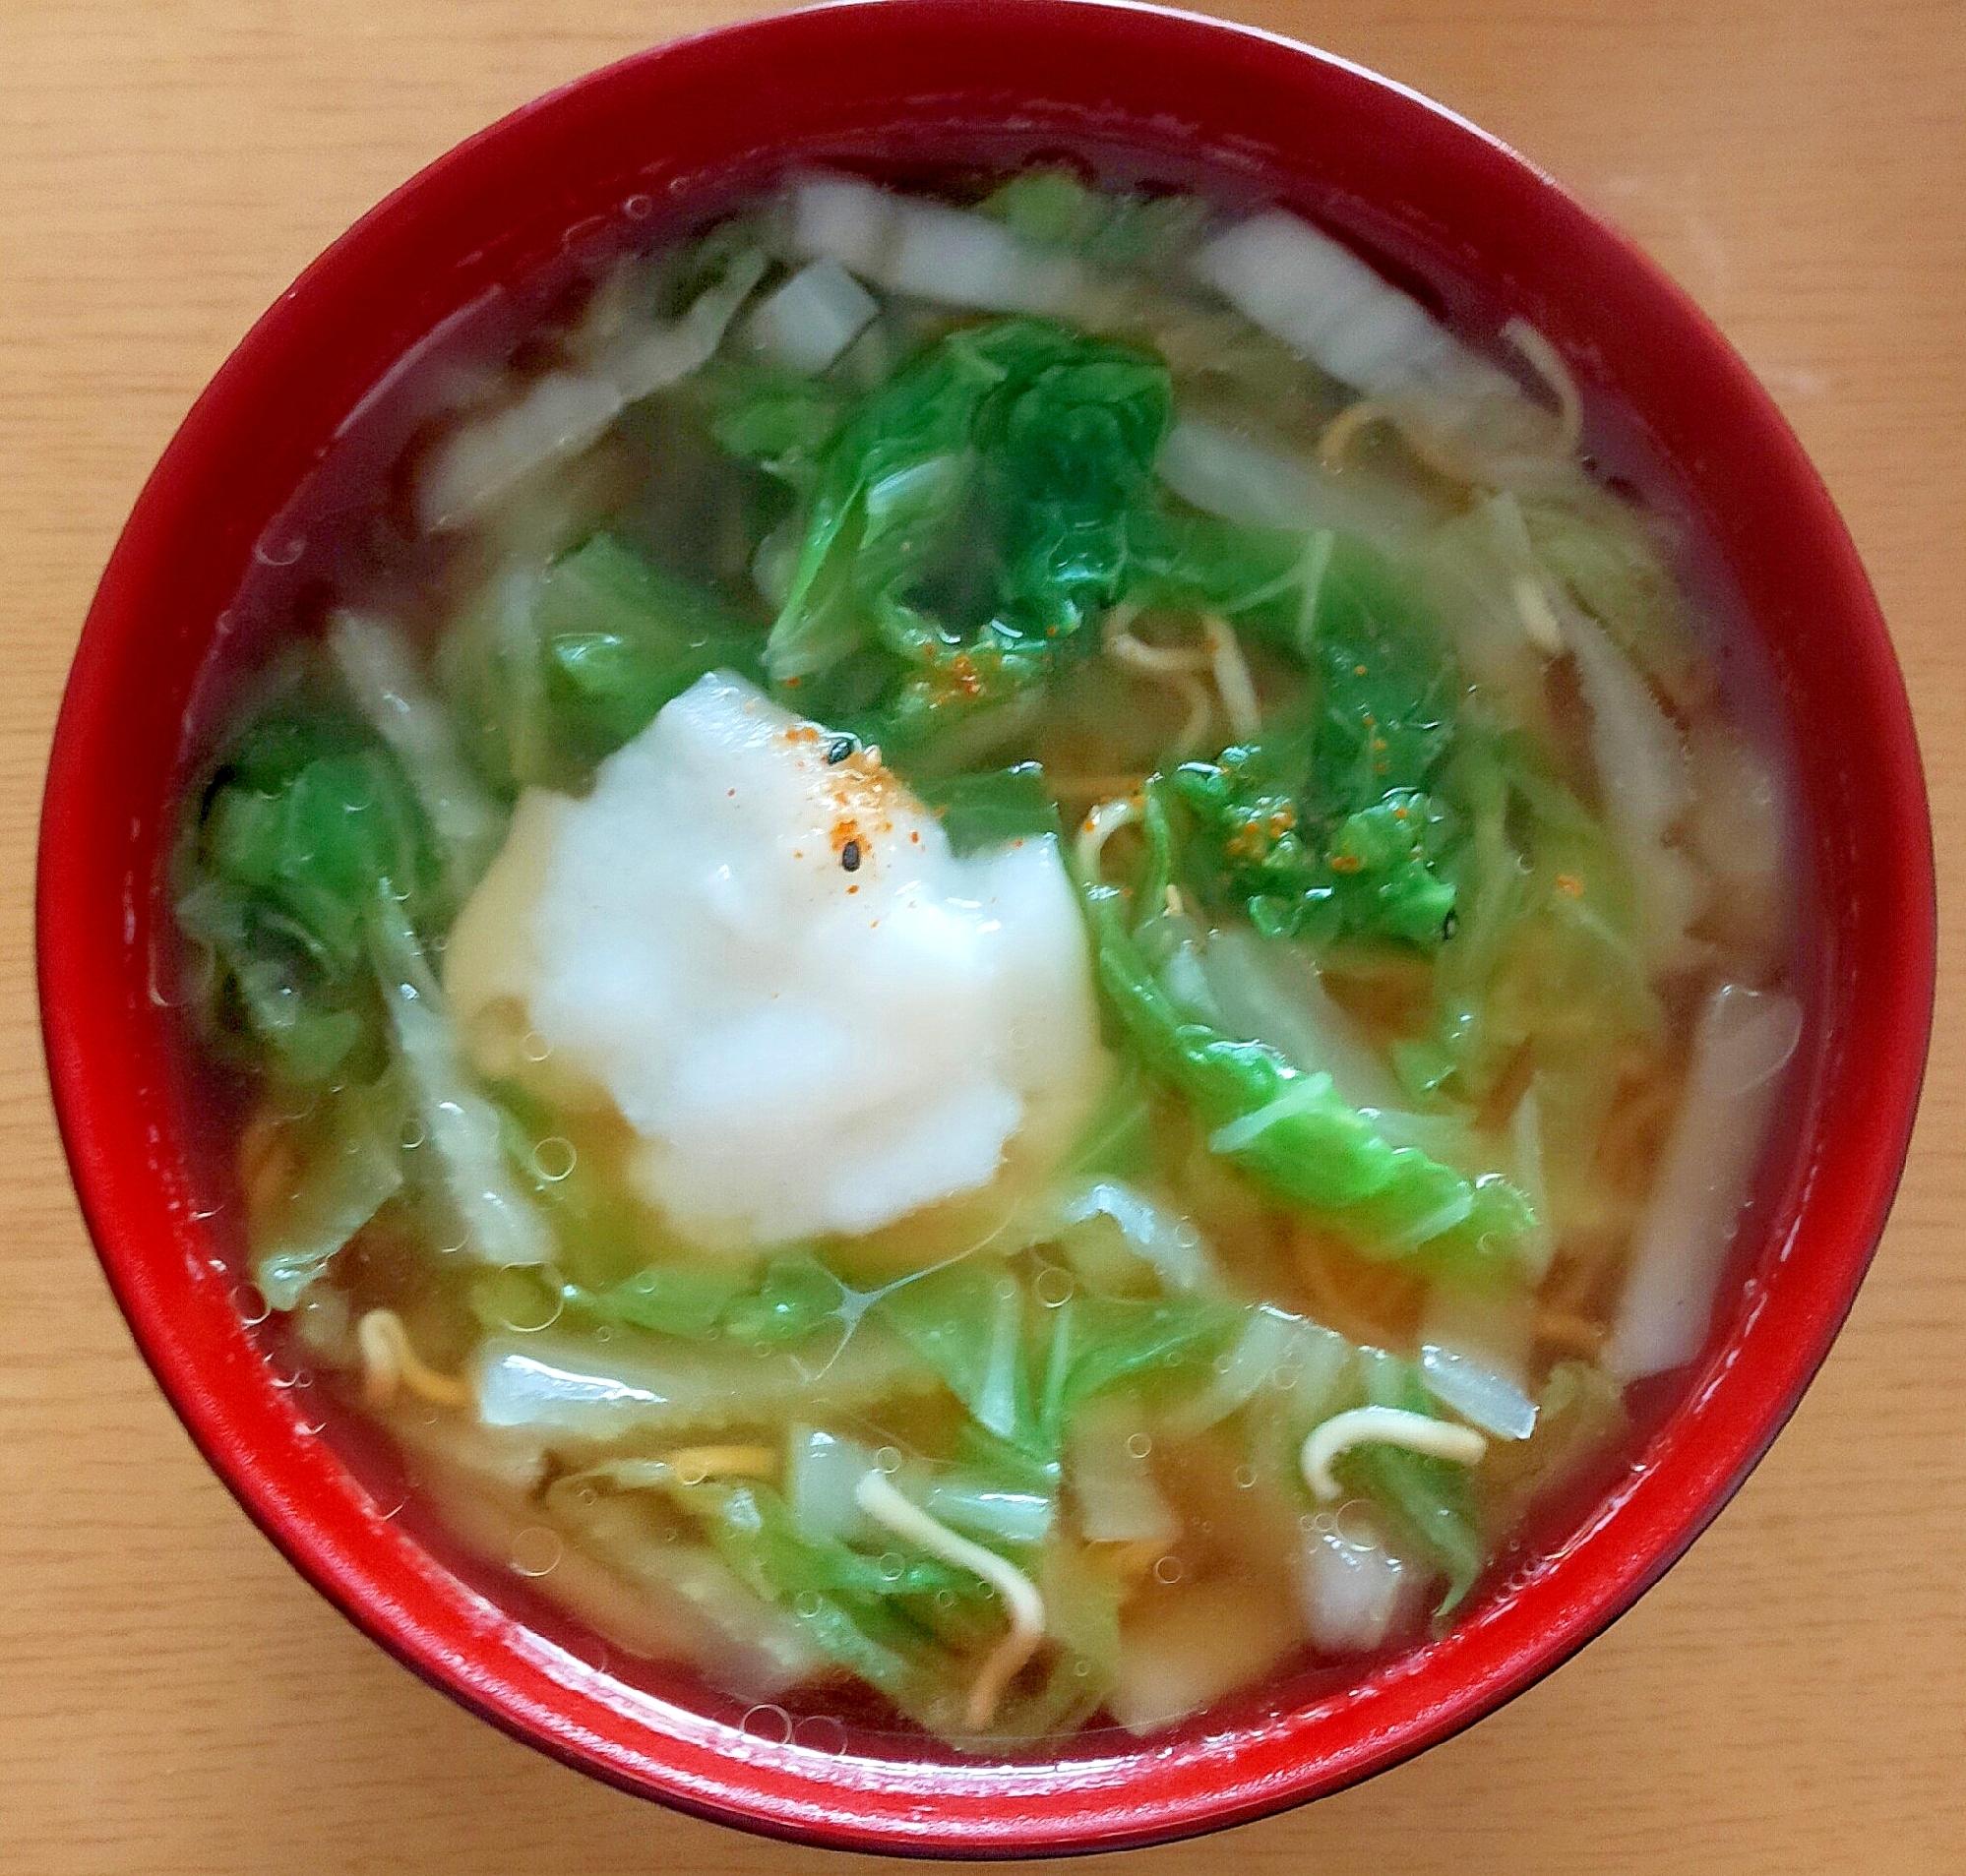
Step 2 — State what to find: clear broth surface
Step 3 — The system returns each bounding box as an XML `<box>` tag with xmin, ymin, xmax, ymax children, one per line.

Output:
<box><xmin>165</xmin><ymin>162</ymin><xmax>1799</xmax><ymax>1754</ymax></box>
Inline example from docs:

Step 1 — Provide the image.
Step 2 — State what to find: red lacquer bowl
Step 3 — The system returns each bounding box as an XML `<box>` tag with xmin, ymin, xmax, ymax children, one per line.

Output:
<box><xmin>38</xmin><ymin>0</ymin><xmax>1934</xmax><ymax>1855</ymax></box>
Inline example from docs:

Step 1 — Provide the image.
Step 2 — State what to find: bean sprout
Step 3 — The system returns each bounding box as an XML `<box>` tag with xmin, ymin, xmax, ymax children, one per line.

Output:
<box><xmin>1102</xmin><ymin>609</ymin><xmax>1225</xmax><ymax>755</ymax></box>
<box><xmin>1106</xmin><ymin>631</ymin><xmax>1212</xmax><ymax>675</ymax></box>
<box><xmin>568</xmin><ymin>1446</ymin><xmax>781</xmax><ymax>1491</ymax></box>
<box><xmin>1504</xmin><ymin>317</ymin><xmax>1584</xmax><ymax>455</ymax></box>
<box><xmin>855</xmin><ymin>1471</ymin><xmax>1045</xmax><ymax>1729</ymax></box>
<box><xmin>1101</xmin><ymin>608</ymin><xmax>1214</xmax><ymax>677</ymax></box>
<box><xmin>1318</xmin><ymin>396</ymin><xmax>1492</xmax><ymax>484</ymax></box>
<box><xmin>1535</xmin><ymin>1307</ymin><xmax>1607</xmax><ymax>1358</ymax></box>
<box><xmin>1300</xmin><ymin>1407</ymin><xmax>1487</xmax><ymax>1501</ymax></box>
<box><xmin>1203</xmin><ymin>616</ymin><xmax>1261</xmax><ymax>741</ymax></box>
<box><xmin>1075</xmin><ymin>794</ymin><xmax>1143</xmax><ymax>881</ymax></box>
<box><xmin>1171</xmin><ymin>671</ymin><xmax>1215</xmax><ymax>756</ymax></box>
<box><xmin>1510</xmin><ymin>571</ymin><xmax>1567</xmax><ymax>654</ymax></box>
<box><xmin>357</xmin><ymin>1308</ymin><xmax>471</xmax><ymax>1410</ymax></box>
<box><xmin>660</xmin><ymin>1444</ymin><xmax>779</xmax><ymax>1484</ymax></box>
<box><xmin>1318</xmin><ymin>398</ymin><xmax>1393</xmax><ymax>473</ymax></box>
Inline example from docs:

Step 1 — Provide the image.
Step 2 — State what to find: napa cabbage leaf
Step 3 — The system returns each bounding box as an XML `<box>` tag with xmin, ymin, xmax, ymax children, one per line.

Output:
<box><xmin>1162</xmin><ymin>532</ymin><xmax>1464</xmax><ymax>949</ymax></box>
<box><xmin>176</xmin><ymin>666</ymin><xmax>560</xmax><ymax>1302</ymax></box>
<box><xmin>439</xmin><ymin>530</ymin><xmax>765</xmax><ymax>793</ymax></box>
<box><xmin>1072</xmin><ymin>790</ymin><xmax>1532</xmax><ymax>1270</ymax></box>
<box><xmin>760</xmin><ymin>317</ymin><xmax>1174</xmax><ymax>741</ymax></box>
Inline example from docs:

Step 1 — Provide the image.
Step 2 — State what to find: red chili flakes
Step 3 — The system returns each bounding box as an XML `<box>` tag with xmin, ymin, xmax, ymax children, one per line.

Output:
<box><xmin>1327</xmin><ymin>853</ymin><xmax>1365</xmax><ymax>875</ymax></box>
<box><xmin>1555</xmin><ymin>872</ymin><xmax>1585</xmax><ymax>898</ymax></box>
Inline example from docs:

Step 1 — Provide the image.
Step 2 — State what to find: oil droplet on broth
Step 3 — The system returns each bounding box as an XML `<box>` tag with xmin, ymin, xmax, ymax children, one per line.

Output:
<box><xmin>496</xmin><ymin>1281</ymin><xmax>562</xmax><ymax>1335</ymax></box>
<box><xmin>530</xmin><ymin>1136</ymin><xmax>577</xmax><ymax>1182</ymax></box>
<box><xmin>252</xmin><ymin>530</ymin><xmax>307</xmax><ymax>568</ymax></box>
<box><xmin>740</xmin><ymin>1704</ymin><xmax>794</xmax><ymax>1745</ymax></box>
<box><xmin>1333</xmin><ymin>1499</ymin><xmax>1378</xmax><ymax>1548</ymax></box>
<box><xmin>1152</xmin><ymin>1555</ymin><xmax>1184</xmax><ymax>1586</ymax></box>
<box><xmin>793</xmin><ymin>1715</ymin><xmax>847</xmax><ymax>1756</ymax></box>
<box><xmin>1034</xmin><ymin>1265</ymin><xmax>1075</xmax><ymax>1307</ymax></box>
<box><xmin>1125</xmin><ymin>1432</ymin><xmax>1152</xmax><ymax>1459</ymax></box>
<box><xmin>510</xmin><ymin>1527</ymin><xmax>563</xmax><ymax>1578</ymax></box>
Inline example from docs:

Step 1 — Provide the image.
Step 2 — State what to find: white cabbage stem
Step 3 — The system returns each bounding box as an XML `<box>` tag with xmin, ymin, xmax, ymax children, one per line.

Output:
<box><xmin>854</xmin><ymin>1471</ymin><xmax>1045</xmax><ymax>1729</ymax></box>
<box><xmin>328</xmin><ymin>610</ymin><xmax>506</xmax><ymax>893</ymax></box>
<box><xmin>1605</xmin><ymin>983</ymin><xmax>1803</xmax><ymax>1379</ymax></box>
<box><xmin>746</xmin><ymin>258</ymin><xmax>878</xmax><ymax>375</ymax></box>
<box><xmin>788</xmin><ymin>172</ymin><xmax>1084</xmax><ymax>317</ymax></box>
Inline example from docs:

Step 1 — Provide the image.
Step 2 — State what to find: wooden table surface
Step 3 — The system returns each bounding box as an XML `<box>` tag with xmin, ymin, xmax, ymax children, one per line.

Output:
<box><xmin>4</xmin><ymin>2</ymin><xmax>1961</xmax><ymax>1870</ymax></box>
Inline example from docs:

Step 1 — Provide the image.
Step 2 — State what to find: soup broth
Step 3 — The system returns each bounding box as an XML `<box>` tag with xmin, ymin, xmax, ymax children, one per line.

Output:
<box><xmin>169</xmin><ymin>165</ymin><xmax>1798</xmax><ymax>1749</ymax></box>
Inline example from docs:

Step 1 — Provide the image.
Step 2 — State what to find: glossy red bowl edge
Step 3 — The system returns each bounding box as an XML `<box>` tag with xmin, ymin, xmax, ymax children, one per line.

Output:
<box><xmin>37</xmin><ymin>0</ymin><xmax>1935</xmax><ymax>1856</ymax></box>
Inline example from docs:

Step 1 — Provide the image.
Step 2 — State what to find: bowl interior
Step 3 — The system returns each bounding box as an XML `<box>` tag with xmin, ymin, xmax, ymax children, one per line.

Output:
<box><xmin>38</xmin><ymin>0</ymin><xmax>1933</xmax><ymax>1854</ymax></box>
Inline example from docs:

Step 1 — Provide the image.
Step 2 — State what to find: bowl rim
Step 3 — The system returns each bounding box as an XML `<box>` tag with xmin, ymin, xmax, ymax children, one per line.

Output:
<box><xmin>37</xmin><ymin>0</ymin><xmax>1935</xmax><ymax>1855</ymax></box>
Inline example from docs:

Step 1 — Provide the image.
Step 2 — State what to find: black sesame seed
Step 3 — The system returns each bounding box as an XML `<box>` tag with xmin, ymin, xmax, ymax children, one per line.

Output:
<box><xmin>827</xmin><ymin>735</ymin><xmax>856</xmax><ymax>765</ymax></box>
<box><xmin>840</xmin><ymin>839</ymin><xmax>862</xmax><ymax>873</ymax></box>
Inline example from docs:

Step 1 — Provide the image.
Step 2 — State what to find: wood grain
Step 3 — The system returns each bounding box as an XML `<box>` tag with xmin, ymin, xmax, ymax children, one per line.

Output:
<box><xmin>3</xmin><ymin>2</ymin><xmax>1961</xmax><ymax>1870</ymax></box>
